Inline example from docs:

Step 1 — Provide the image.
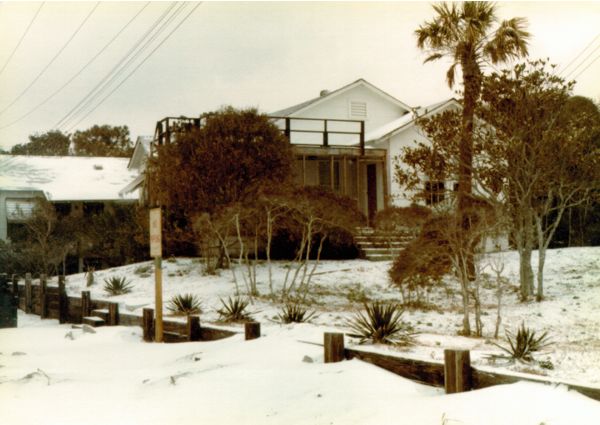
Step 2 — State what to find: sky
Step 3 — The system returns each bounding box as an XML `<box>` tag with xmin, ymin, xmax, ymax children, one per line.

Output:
<box><xmin>0</xmin><ymin>1</ymin><xmax>599</xmax><ymax>151</ymax></box>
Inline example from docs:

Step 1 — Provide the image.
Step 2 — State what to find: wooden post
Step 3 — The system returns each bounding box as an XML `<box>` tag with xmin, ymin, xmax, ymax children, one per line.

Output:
<box><xmin>58</xmin><ymin>275</ymin><xmax>68</xmax><ymax>324</ymax></box>
<box><xmin>25</xmin><ymin>273</ymin><xmax>32</xmax><ymax>314</ymax></box>
<box><xmin>323</xmin><ymin>120</ymin><xmax>329</xmax><ymax>147</ymax></box>
<box><xmin>40</xmin><ymin>274</ymin><xmax>48</xmax><ymax>319</ymax></box>
<box><xmin>12</xmin><ymin>274</ymin><xmax>18</xmax><ymax>296</ymax></box>
<box><xmin>244</xmin><ymin>322</ymin><xmax>261</xmax><ymax>340</ymax></box>
<box><xmin>108</xmin><ymin>302</ymin><xmax>119</xmax><ymax>326</ymax></box>
<box><xmin>154</xmin><ymin>256</ymin><xmax>163</xmax><ymax>342</ymax></box>
<box><xmin>187</xmin><ymin>315</ymin><xmax>201</xmax><ymax>341</ymax></box>
<box><xmin>359</xmin><ymin>121</ymin><xmax>365</xmax><ymax>156</ymax></box>
<box><xmin>444</xmin><ymin>349</ymin><xmax>472</xmax><ymax>394</ymax></box>
<box><xmin>381</xmin><ymin>157</ymin><xmax>389</xmax><ymax>209</ymax></box>
<box><xmin>81</xmin><ymin>290</ymin><xmax>91</xmax><ymax>319</ymax></box>
<box><xmin>143</xmin><ymin>308</ymin><xmax>154</xmax><ymax>342</ymax></box>
<box><xmin>324</xmin><ymin>332</ymin><xmax>345</xmax><ymax>363</ymax></box>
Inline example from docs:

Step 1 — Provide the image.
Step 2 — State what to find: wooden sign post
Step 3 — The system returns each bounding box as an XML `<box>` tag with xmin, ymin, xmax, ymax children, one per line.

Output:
<box><xmin>149</xmin><ymin>208</ymin><xmax>163</xmax><ymax>343</ymax></box>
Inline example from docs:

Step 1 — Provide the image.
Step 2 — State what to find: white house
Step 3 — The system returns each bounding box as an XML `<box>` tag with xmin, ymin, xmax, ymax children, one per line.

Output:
<box><xmin>0</xmin><ymin>155</ymin><xmax>138</xmax><ymax>242</ymax></box>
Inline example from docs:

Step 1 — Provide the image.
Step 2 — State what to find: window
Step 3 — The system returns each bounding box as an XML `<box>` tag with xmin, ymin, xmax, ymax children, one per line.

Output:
<box><xmin>424</xmin><ymin>181</ymin><xmax>445</xmax><ymax>205</ymax></box>
<box><xmin>318</xmin><ymin>160</ymin><xmax>340</xmax><ymax>192</ymax></box>
<box><xmin>349</xmin><ymin>100</ymin><xmax>367</xmax><ymax>119</ymax></box>
<box><xmin>5</xmin><ymin>199</ymin><xmax>36</xmax><ymax>221</ymax></box>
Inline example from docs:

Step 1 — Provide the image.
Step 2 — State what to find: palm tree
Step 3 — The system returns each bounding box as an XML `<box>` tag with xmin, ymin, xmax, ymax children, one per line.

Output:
<box><xmin>416</xmin><ymin>2</ymin><xmax>529</xmax><ymax>216</ymax></box>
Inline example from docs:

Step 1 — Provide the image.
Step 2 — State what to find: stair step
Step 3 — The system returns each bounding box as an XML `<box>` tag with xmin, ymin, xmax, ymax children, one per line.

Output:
<box><xmin>91</xmin><ymin>309</ymin><xmax>109</xmax><ymax>321</ymax></box>
<box><xmin>163</xmin><ymin>330</ymin><xmax>188</xmax><ymax>343</ymax></box>
<box><xmin>82</xmin><ymin>316</ymin><xmax>105</xmax><ymax>327</ymax></box>
<box><xmin>363</xmin><ymin>254</ymin><xmax>397</xmax><ymax>261</ymax></box>
<box><xmin>361</xmin><ymin>247</ymin><xmax>405</xmax><ymax>255</ymax></box>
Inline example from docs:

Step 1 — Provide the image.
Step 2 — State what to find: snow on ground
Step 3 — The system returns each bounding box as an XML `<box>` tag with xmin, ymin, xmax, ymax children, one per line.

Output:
<box><xmin>1</xmin><ymin>311</ymin><xmax>600</xmax><ymax>425</ymax></box>
<box><xmin>1</xmin><ymin>247</ymin><xmax>600</xmax><ymax>423</ymax></box>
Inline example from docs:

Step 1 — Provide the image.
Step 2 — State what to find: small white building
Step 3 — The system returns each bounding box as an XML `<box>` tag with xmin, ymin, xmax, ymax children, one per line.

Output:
<box><xmin>0</xmin><ymin>155</ymin><xmax>138</xmax><ymax>242</ymax></box>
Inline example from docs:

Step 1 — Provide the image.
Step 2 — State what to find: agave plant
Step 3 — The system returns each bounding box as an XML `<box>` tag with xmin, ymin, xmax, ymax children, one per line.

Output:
<box><xmin>167</xmin><ymin>293</ymin><xmax>202</xmax><ymax>316</ymax></box>
<box><xmin>346</xmin><ymin>301</ymin><xmax>415</xmax><ymax>346</ymax></box>
<box><xmin>217</xmin><ymin>296</ymin><xmax>253</xmax><ymax>322</ymax></box>
<box><xmin>276</xmin><ymin>302</ymin><xmax>317</xmax><ymax>324</ymax></box>
<box><xmin>493</xmin><ymin>322</ymin><xmax>552</xmax><ymax>362</ymax></box>
<box><xmin>103</xmin><ymin>276</ymin><xmax>133</xmax><ymax>296</ymax></box>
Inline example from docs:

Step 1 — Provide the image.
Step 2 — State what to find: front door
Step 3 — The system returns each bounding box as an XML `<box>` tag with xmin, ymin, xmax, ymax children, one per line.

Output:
<box><xmin>366</xmin><ymin>164</ymin><xmax>377</xmax><ymax>226</ymax></box>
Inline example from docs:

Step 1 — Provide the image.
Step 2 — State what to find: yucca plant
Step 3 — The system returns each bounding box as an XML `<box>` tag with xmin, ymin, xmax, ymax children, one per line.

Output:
<box><xmin>167</xmin><ymin>293</ymin><xmax>202</xmax><ymax>316</ymax></box>
<box><xmin>346</xmin><ymin>301</ymin><xmax>415</xmax><ymax>346</ymax></box>
<box><xmin>276</xmin><ymin>302</ymin><xmax>317</xmax><ymax>324</ymax></box>
<box><xmin>217</xmin><ymin>296</ymin><xmax>253</xmax><ymax>322</ymax></box>
<box><xmin>493</xmin><ymin>322</ymin><xmax>552</xmax><ymax>362</ymax></box>
<box><xmin>103</xmin><ymin>276</ymin><xmax>133</xmax><ymax>296</ymax></box>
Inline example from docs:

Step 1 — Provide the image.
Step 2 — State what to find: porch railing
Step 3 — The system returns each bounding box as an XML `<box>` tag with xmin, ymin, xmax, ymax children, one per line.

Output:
<box><xmin>269</xmin><ymin>116</ymin><xmax>365</xmax><ymax>156</ymax></box>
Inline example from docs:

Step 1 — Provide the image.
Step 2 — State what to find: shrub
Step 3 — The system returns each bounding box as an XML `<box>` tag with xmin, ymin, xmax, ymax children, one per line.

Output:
<box><xmin>346</xmin><ymin>302</ymin><xmax>416</xmax><ymax>345</ymax></box>
<box><xmin>374</xmin><ymin>204</ymin><xmax>432</xmax><ymax>235</ymax></box>
<box><xmin>276</xmin><ymin>302</ymin><xmax>317</xmax><ymax>324</ymax></box>
<box><xmin>217</xmin><ymin>296</ymin><xmax>253</xmax><ymax>322</ymax></box>
<box><xmin>167</xmin><ymin>293</ymin><xmax>202</xmax><ymax>316</ymax></box>
<box><xmin>493</xmin><ymin>323</ymin><xmax>552</xmax><ymax>362</ymax></box>
<box><xmin>103</xmin><ymin>276</ymin><xmax>133</xmax><ymax>296</ymax></box>
<box><xmin>134</xmin><ymin>264</ymin><xmax>152</xmax><ymax>275</ymax></box>
<box><xmin>389</xmin><ymin>213</ymin><xmax>453</xmax><ymax>304</ymax></box>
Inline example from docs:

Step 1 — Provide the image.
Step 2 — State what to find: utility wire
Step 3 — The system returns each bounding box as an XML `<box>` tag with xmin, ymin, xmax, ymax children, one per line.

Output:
<box><xmin>0</xmin><ymin>2</ymin><xmax>99</xmax><ymax>117</ymax></box>
<box><xmin>572</xmin><ymin>53</ymin><xmax>600</xmax><ymax>81</ymax></box>
<box><xmin>67</xmin><ymin>2</ymin><xmax>202</xmax><ymax>132</ymax></box>
<box><xmin>62</xmin><ymin>2</ymin><xmax>187</xmax><ymax>131</ymax></box>
<box><xmin>0</xmin><ymin>2</ymin><xmax>150</xmax><ymax>130</ymax></box>
<box><xmin>563</xmin><ymin>42</ymin><xmax>600</xmax><ymax>80</ymax></box>
<box><xmin>54</xmin><ymin>2</ymin><xmax>178</xmax><ymax>130</ymax></box>
<box><xmin>558</xmin><ymin>31</ymin><xmax>600</xmax><ymax>76</ymax></box>
<box><xmin>0</xmin><ymin>2</ymin><xmax>44</xmax><ymax>78</ymax></box>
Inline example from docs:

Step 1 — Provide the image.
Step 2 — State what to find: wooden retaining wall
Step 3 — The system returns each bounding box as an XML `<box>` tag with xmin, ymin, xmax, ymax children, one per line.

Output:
<box><xmin>335</xmin><ymin>334</ymin><xmax>600</xmax><ymax>402</ymax></box>
<box><xmin>10</xmin><ymin>275</ymin><xmax>236</xmax><ymax>342</ymax></box>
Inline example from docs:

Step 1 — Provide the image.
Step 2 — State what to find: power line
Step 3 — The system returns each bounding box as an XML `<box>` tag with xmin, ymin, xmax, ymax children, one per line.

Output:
<box><xmin>0</xmin><ymin>2</ymin><xmax>150</xmax><ymax>130</ymax></box>
<box><xmin>572</xmin><ymin>53</ymin><xmax>600</xmax><ymax>81</ymax></box>
<box><xmin>62</xmin><ymin>2</ymin><xmax>188</xmax><ymax>131</ymax></box>
<box><xmin>67</xmin><ymin>2</ymin><xmax>202</xmax><ymax>132</ymax></box>
<box><xmin>0</xmin><ymin>2</ymin><xmax>100</xmax><ymax>117</ymax></box>
<box><xmin>0</xmin><ymin>2</ymin><xmax>44</xmax><ymax>78</ymax></box>
<box><xmin>54</xmin><ymin>2</ymin><xmax>178</xmax><ymax>130</ymax></box>
<box><xmin>558</xmin><ymin>31</ymin><xmax>600</xmax><ymax>76</ymax></box>
<box><xmin>563</xmin><ymin>41</ymin><xmax>600</xmax><ymax>80</ymax></box>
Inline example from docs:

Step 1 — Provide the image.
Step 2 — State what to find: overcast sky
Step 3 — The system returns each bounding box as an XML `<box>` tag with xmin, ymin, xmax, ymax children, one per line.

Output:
<box><xmin>0</xmin><ymin>1</ymin><xmax>599</xmax><ymax>151</ymax></box>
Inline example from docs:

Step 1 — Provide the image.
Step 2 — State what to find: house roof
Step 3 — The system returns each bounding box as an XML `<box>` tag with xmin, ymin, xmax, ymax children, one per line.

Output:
<box><xmin>365</xmin><ymin>98</ymin><xmax>462</xmax><ymax>142</ymax></box>
<box><xmin>270</xmin><ymin>78</ymin><xmax>413</xmax><ymax>117</ymax></box>
<box><xmin>127</xmin><ymin>135</ymin><xmax>153</xmax><ymax>169</ymax></box>
<box><xmin>0</xmin><ymin>155</ymin><xmax>139</xmax><ymax>201</ymax></box>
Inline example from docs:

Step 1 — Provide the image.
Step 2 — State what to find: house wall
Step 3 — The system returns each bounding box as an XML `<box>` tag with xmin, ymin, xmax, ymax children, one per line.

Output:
<box><xmin>291</xmin><ymin>85</ymin><xmax>409</xmax><ymax>145</ymax></box>
<box><xmin>0</xmin><ymin>190</ymin><xmax>45</xmax><ymax>241</ymax></box>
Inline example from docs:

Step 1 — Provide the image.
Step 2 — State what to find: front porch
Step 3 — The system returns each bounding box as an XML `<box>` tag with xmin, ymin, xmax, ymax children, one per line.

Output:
<box><xmin>270</xmin><ymin>116</ymin><xmax>388</xmax><ymax>224</ymax></box>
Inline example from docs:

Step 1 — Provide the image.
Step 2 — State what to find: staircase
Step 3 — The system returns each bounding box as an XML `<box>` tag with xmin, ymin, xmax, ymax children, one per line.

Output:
<box><xmin>354</xmin><ymin>227</ymin><xmax>413</xmax><ymax>261</ymax></box>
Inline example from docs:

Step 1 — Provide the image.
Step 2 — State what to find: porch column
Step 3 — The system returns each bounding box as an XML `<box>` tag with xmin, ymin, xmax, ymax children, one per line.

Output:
<box><xmin>342</xmin><ymin>156</ymin><xmax>347</xmax><ymax>196</ymax></box>
<box><xmin>381</xmin><ymin>157</ymin><xmax>389</xmax><ymax>209</ymax></box>
<box><xmin>302</xmin><ymin>155</ymin><xmax>306</xmax><ymax>186</ymax></box>
<box><xmin>330</xmin><ymin>156</ymin><xmax>334</xmax><ymax>191</ymax></box>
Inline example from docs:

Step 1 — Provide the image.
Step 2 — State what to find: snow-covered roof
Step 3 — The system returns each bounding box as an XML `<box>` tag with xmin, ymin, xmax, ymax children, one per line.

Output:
<box><xmin>365</xmin><ymin>98</ymin><xmax>461</xmax><ymax>142</ymax></box>
<box><xmin>127</xmin><ymin>135</ymin><xmax>153</xmax><ymax>170</ymax></box>
<box><xmin>0</xmin><ymin>155</ymin><xmax>139</xmax><ymax>201</ymax></box>
<box><xmin>270</xmin><ymin>78</ymin><xmax>412</xmax><ymax>117</ymax></box>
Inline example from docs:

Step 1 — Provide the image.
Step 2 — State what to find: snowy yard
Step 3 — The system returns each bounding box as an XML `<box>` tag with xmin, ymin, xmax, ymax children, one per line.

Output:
<box><xmin>1</xmin><ymin>246</ymin><xmax>600</xmax><ymax>424</ymax></box>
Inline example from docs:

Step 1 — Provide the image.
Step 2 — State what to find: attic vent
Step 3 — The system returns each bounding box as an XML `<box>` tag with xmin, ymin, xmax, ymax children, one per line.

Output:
<box><xmin>349</xmin><ymin>100</ymin><xmax>367</xmax><ymax>118</ymax></box>
<box><xmin>93</xmin><ymin>164</ymin><xmax>103</xmax><ymax>170</ymax></box>
<box><xmin>6</xmin><ymin>199</ymin><xmax>36</xmax><ymax>220</ymax></box>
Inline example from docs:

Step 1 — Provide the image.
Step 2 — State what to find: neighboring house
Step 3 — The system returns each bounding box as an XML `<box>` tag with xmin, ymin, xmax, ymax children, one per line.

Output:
<box><xmin>0</xmin><ymin>155</ymin><xmax>138</xmax><ymax>243</ymax></box>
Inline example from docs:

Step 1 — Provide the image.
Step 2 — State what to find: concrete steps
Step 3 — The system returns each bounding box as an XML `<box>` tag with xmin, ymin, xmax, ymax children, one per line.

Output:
<box><xmin>354</xmin><ymin>227</ymin><xmax>414</xmax><ymax>261</ymax></box>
